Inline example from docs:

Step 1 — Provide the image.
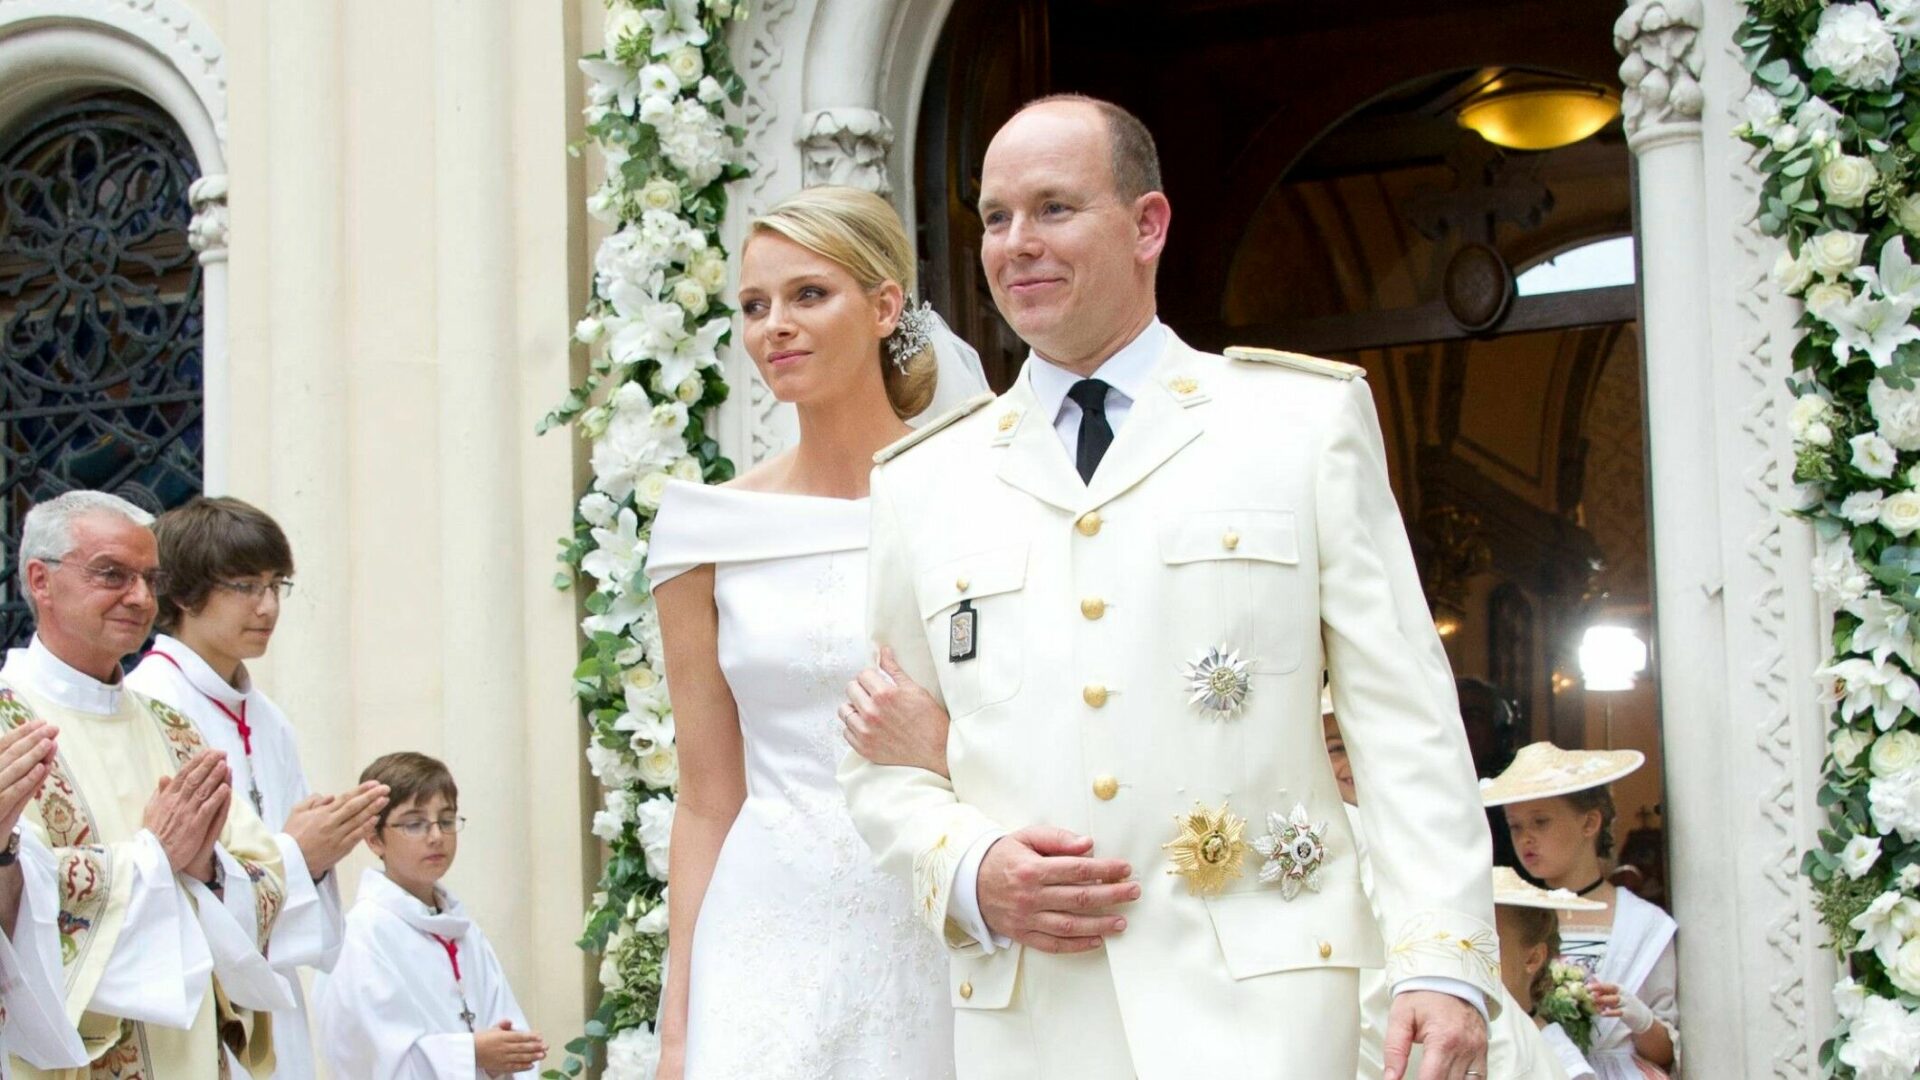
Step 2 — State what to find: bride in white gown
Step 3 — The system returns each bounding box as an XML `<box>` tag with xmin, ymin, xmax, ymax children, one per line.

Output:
<box><xmin>645</xmin><ymin>186</ymin><xmax>989</xmax><ymax>1080</ymax></box>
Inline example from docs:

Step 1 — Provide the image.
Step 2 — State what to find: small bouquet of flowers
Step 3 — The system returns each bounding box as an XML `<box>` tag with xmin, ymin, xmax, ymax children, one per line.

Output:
<box><xmin>1535</xmin><ymin>961</ymin><xmax>1599</xmax><ymax>1053</ymax></box>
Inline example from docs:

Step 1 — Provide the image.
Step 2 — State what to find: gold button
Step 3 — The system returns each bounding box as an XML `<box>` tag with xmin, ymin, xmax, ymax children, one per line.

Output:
<box><xmin>1080</xmin><ymin>597</ymin><xmax>1106</xmax><ymax>620</ymax></box>
<box><xmin>1076</xmin><ymin>511</ymin><xmax>1103</xmax><ymax>536</ymax></box>
<box><xmin>955</xmin><ymin>576</ymin><xmax>970</xmax><ymax>592</ymax></box>
<box><xmin>959</xmin><ymin>979</ymin><xmax>973</xmax><ymax>1000</ymax></box>
<box><xmin>1093</xmin><ymin>774</ymin><xmax>1119</xmax><ymax>800</ymax></box>
<box><xmin>1222</xmin><ymin>530</ymin><xmax>1240</xmax><ymax>551</ymax></box>
<box><xmin>1318</xmin><ymin>941</ymin><xmax>1333</xmax><ymax>960</ymax></box>
<box><xmin>1083</xmin><ymin>684</ymin><xmax>1108</xmax><ymax>708</ymax></box>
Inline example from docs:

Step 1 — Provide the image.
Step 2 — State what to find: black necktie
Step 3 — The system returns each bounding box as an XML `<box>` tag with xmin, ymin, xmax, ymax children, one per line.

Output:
<box><xmin>1068</xmin><ymin>378</ymin><xmax>1114</xmax><ymax>484</ymax></box>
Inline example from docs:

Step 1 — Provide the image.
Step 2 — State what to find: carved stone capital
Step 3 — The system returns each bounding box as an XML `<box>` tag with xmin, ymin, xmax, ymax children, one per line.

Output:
<box><xmin>798</xmin><ymin>107</ymin><xmax>894</xmax><ymax>195</ymax></box>
<box><xmin>187</xmin><ymin>173</ymin><xmax>228</xmax><ymax>263</ymax></box>
<box><xmin>1614</xmin><ymin>0</ymin><xmax>1705</xmax><ymax>150</ymax></box>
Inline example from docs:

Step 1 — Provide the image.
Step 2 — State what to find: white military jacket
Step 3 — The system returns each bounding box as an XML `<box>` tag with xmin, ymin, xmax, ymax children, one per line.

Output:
<box><xmin>840</xmin><ymin>331</ymin><xmax>1501</xmax><ymax>1078</ymax></box>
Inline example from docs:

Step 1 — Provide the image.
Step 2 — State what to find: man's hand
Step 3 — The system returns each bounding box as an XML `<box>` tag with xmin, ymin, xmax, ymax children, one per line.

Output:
<box><xmin>142</xmin><ymin>750</ymin><xmax>232</xmax><ymax>876</ymax></box>
<box><xmin>977</xmin><ymin>826</ymin><xmax>1138</xmax><ymax>953</ymax></box>
<box><xmin>1384</xmin><ymin>989</ymin><xmax>1488</xmax><ymax>1080</ymax></box>
<box><xmin>841</xmin><ymin>648</ymin><xmax>951</xmax><ymax>776</ymax></box>
<box><xmin>474</xmin><ymin>1019</ymin><xmax>546</xmax><ymax>1075</ymax></box>
<box><xmin>0</xmin><ymin>721</ymin><xmax>57</xmax><ymax>837</ymax></box>
<box><xmin>283</xmin><ymin>781</ymin><xmax>390</xmax><ymax>876</ymax></box>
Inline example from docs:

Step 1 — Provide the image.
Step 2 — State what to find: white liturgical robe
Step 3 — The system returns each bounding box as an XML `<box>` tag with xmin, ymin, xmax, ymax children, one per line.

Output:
<box><xmin>0</xmin><ymin>833</ymin><xmax>88</xmax><ymax>1077</ymax></box>
<box><xmin>127</xmin><ymin>636</ymin><xmax>344</xmax><ymax>1080</ymax></box>
<box><xmin>0</xmin><ymin>637</ymin><xmax>293</xmax><ymax>1079</ymax></box>
<box><xmin>316</xmin><ymin>868</ymin><xmax>533</xmax><ymax>1080</ymax></box>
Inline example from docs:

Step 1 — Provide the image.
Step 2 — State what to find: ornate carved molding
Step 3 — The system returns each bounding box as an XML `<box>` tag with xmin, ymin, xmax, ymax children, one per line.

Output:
<box><xmin>187</xmin><ymin>173</ymin><xmax>227</xmax><ymax>263</ymax></box>
<box><xmin>737</xmin><ymin>0</ymin><xmax>802</xmax><ymax>465</ymax></box>
<box><xmin>798</xmin><ymin>106</ymin><xmax>894</xmax><ymax>195</ymax></box>
<box><xmin>1613</xmin><ymin>0</ymin><xmax>1705</xmax><ymax>150</ymax></box>
<box><xmin>0</xmin><ymin>0</ymin><xmax>228</xmax><ymax>147</ymax></box>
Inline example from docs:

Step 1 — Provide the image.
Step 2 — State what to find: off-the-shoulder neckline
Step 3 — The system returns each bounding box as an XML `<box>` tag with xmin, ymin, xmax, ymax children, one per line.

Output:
<box><xmin>666</xmin><ymin>478</ymin><xmax>870</xmax><ymax>505</ymax></box>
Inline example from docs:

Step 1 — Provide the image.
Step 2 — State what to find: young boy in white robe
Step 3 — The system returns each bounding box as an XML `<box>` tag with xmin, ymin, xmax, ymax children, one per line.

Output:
<box><xmin>127</xmin><ymin>496</ymin><xmax>388</xmax><ymax>1080</ymax></box>
<box><xmin>317</xmin><ymin>752</ymin><xmax>546</xmax><ymax>1079</ymax></box>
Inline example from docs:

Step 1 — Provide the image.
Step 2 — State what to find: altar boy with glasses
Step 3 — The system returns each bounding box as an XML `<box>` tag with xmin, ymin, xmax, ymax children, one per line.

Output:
<box><xmin>128</xmin><ymin>495</ymin><xmax>389</xmax><ymax>1079</ymax></box>
<box><xmin>317</xmin><ymin>752</ymin><xmax>546</xmax><ymax>1079</ymax></box>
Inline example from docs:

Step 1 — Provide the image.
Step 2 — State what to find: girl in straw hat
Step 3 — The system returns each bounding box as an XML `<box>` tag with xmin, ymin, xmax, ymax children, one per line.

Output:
<box><xmin>1484</xmin><ymin>743</ymin><xmax>1679</xmax><ymax>1079</ymax></box>
<box><xmin>1494</xmin><ymin>867</ymin><xmax>1602</xmax><ymax>1079</ymax></box>
<box><xmin>1327</xmin><ymin>703</ymin><xmax>1596</xmax><ymax>1080</ymax></box>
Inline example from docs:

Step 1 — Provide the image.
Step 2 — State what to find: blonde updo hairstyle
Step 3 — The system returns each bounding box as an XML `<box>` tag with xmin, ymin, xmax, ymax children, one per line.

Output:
<box><xmin>748</xmin><ymin>186</ymin><xmax>937</xmax><ymax>419</ymax></box>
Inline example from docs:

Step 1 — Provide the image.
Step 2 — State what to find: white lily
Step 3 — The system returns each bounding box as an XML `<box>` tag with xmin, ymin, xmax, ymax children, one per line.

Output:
<box><xmin>642</xmin><ymin>0</ymin><xmax>710</xmax><ymax>55</ymax></box>
<box><xmin>1818</xmin><ymin>290</ymin><xmax>1920</xmax><ymax>368</ymax></box>
<box><xmin>581</xmin><ymin>508</ymin><xmax>646</xmax><ymax>595</ymax></box>
<box><xmin>1850</xmin><ymin>594</ymin><xmax>1920</xmax><ymax>667</ymax></box>
<box><xmin>1860</xmin><ymin>238</ymin><xmax>1920</xmax><ymax>306</ymax></box>
<box><xmin>1820</xmin><ymin>655</ymin><xmax>1920</xmax><ymax>731</ymax></box>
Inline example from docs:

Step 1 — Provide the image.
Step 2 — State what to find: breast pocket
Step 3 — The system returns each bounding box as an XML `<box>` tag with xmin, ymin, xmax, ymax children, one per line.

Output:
<box><xmin>918</xmin><ymin>544</ymin><xmax>1028</xmax><ymax>717</ymax></box>
<box><xmin>1159</xmin><ymin>509</ymin><xmax>1303</xmax><ymax>675</ymax></box>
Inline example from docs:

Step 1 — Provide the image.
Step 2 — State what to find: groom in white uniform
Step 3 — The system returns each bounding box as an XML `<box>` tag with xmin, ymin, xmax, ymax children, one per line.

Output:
<box><xmin>842</xmin><ymin>96</ymin><xmax>1499</xmax><ymax>1080</ymax></box>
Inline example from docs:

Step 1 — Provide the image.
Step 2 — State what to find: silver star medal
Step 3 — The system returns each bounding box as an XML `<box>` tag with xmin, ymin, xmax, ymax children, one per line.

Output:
<box><xmin>1183</xmin><ymin>644</ymin><xmax>1252</xmax><ymax>717</ymax></box>
<box><xmin>1253</xmin><ymin>803</ymin><xmax>1329</xmax><ymax>900</ymax></box>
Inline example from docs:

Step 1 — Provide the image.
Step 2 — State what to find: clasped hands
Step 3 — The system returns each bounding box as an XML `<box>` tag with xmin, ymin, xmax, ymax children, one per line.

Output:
<box><xmin>142</xmin><ymin>751</ymin><xmax>390</xmax><ymax>884</ymax></box>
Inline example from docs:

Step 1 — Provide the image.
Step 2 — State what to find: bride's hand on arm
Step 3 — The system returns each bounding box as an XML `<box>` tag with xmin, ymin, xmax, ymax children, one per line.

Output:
<box><xmin>653</xmin><ymin>565</ymin><xmax>748</xmax><ymax>1079</ymax></box>
<box><xmin>841</xmin><ymin>646</ymin><xmax>952</xmax><ymax>777</ymax></box>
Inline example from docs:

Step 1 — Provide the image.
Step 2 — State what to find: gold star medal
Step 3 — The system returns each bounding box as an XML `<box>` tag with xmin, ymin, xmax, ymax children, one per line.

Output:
<box><xmin>1184</xmin><ymin>644</ymin><xmax>1252</xmax><ymax>717</ymax></box>
<box><xmin>1252</xmin><ymin>803</ymin><xmax>1329</xmax><ymax>901</ymax></box>
<box><xmin>1163</xmin><ymin>801</ymin><xmax>1247</xmax><ymax>896</ymax></box>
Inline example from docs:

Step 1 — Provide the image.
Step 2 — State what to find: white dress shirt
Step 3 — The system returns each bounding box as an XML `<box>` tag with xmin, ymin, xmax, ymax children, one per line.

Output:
<box><xmin>943</xmin><ymin>320</ymin><xmax>1486</xmax><ymax>1018</ymax></box>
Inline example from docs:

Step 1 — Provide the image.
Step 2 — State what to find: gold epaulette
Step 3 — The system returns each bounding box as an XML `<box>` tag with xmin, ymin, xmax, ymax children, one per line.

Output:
<box><xmin>1224</xmin><ymin>346</ymin><xmax>1365</xmax><ymax>381</ymax></box>
<box><xmin>873</xmin><ymin>392</ymin><xmax>997</xmax><ymax>465</ymax></box>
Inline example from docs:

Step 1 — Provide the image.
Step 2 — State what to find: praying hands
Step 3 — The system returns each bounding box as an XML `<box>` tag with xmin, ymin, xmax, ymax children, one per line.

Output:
<box><xmin>283</xmin><ymin>780</ymin><xmax>390</xmax><ymax>877</ymax></box>
<box><xmin>143</xmin><ymin>749</ymin><xmax>233</xmax><ymax>884</ymax></box>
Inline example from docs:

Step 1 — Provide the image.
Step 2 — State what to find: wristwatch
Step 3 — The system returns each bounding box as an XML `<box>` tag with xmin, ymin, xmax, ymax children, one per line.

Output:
<box><xmin>0</xmin><ymin>825</ymin><xmax>22</xmax><ymax>867</ymax></box>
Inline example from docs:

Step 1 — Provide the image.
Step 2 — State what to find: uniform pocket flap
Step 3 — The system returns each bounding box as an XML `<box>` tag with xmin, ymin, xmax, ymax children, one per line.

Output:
<box><xmin>950</xmin><ymin>942</ymin><xmax>1023</xmax><ymax>1009</ymax></box>
<box><xmin>1204</xmin><ymin>880</ymin><xmax>1385</xmax><ymax>979</ymax></box>
<box><xmin>918</xmin><ymin>545</ymin><xmax>1030</xmax><ymax>621</ymax></box>
<box><xmin>1158</xmin><ymin>510</ymin><xmax>1299</xmax><ymax>566</ymax></box>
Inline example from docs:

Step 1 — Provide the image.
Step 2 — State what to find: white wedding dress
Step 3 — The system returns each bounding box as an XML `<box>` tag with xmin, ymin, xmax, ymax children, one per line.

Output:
<box><xmin>646</xmin><ymin>480</ymin><xmax>954</xmax><ymax>1080</ymax></box>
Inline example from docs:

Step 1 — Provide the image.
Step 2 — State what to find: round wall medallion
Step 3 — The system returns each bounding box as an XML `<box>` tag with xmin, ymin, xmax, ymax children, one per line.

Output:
<box><xmin>1443</xmin><ymin>243</ymin><xmax>1515</xmax><ymax>334</ymax></box>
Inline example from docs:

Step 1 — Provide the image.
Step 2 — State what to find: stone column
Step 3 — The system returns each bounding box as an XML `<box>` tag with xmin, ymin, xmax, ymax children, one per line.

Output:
<box><xmin>187</xmin><ymin>174</ymin><xmax>229</xmax><ymax>494</ymax></box>
<box><xmin>261</xmin><ymin>2</ymin><xmax>354</xmax><ymax>789</ymax></box>
<box><xmin>431</xmin><ymin>0</ymin><xmax>531</xmax><ymax>957</ymax></box>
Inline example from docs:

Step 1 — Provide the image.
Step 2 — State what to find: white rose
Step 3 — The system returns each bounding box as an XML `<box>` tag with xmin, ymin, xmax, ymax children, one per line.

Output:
<box><xmin>1899</xmin><ymin>194</ymin><xmax>1920</xmax><ymax>238</ymax></box>
<box><xmin>1773</xmin><ymin>249</ymin><xmax>1816</xmax><ymax>295</ymax></box>
<box><xmin>575</xmin><ymin>316</ymin><xmax>605</xmax><ymax>345</ymax></box>
<box><xmin>666</xmin><ymin>45</ymin><xmax>705</xmax><ymax>87</ymax></box>
<box><xmin>1809</xmin><ymin>420</ymin><xmax>1836</xmax><ymax>447</ymax></box>
<box><xmin>1792</xmin><ymin>393</ymin><xmax>1834</xmax><ymax>437</ymax></box>
<box><xmin>673</xmin><ymin>457</ymin><xmax>705</xmax><ymax>482</ymax></box>
<box><xmin>638</xmin><ymin>177</ymin><xmax>682</xmax><ymax>214</ymax></box>
<box><xmin>1844</xmin><ymin>833</ymin><xmax>1887</xmax><ymax>878</ymax></box>
<box><xmin>1873</xmin><ymin>379</ymin><xmax>1920</xmax><ymax>450</ymax></box>
<box><xmin>1872</xmin><ymin>768</ymin><xmax>1920</xmax><ymax>840</ymax></box>
<box><xmin>604</xmin><ymin>7</ymin><xmax>648</xmax><ymax>51</ymax></box>
<box><xmin>578</xmin><ymin>491</ymin><xmax>620</xmax><ymax>528</ymax></box>
<box><xmin>634</xmin><ymin>470</ymin><xmax>673</xmax><ymax>510</ymax></box>
<box><xmin>1823</xmin><ymin>154</ymin><xmax>1880</xmax><ymax>209</ymax></box>
<box><xmin>692</xmin><ymin>249</ymin><xmax>729</xmax><ymax>294</ymax></box>
<box><xmin>1844</xmin><ymin>489</ymin><xmax>1888</xmax><ymax>524</ymax></box>
<box><xmin>1839</xmin><ymin>993</ymin><xmax>1920</xmax><ymax>1080</ymax></box>
<box><xmin>1875</xmin><ymin>731</ymin><xmax>1920</xmax><ymax>776</ymax></box>
<box><xmin>1808</xmin><ymin>280</ymin><xmax>1858</xmax><ymax>314</ymax></box>
<box><xmin>1807</xmin><ymin>3</ymin><xmax>1902</xmax><ymax>89</ymax></box>
<box><xmin>672</xmin><ymin>277</ymin><xmax>710</xmax><ymax>317</ymax></box>
<box><xmin>1904</xmin><ymin>864</ymin><xmax>1920</xmax><ymax>890</ymax></box>
<box><xmin>1885</xmin><ymin>491</ymin><xmax>1920</xmax><ymax>536</ymax></box>
<box><xmin>676</xmin><ymin>374</ymin><xmax>704</xmax><ymax>403</ymax></box>
<box><xmin>1857</xmin><ymin>432</ymin><xmax>1902</xmax><ymax>479</ymax></box>
<box><xmin>637</xmin><ymin>742</ymin><xmax>679</xmax><ymax>787</ymax></box>
<box><xmin>1840</xmin><ymin>727</ymin><xmax>1879</xmax><ymax>772</ymax></box>
<box><xmin>711</xmin><ymin>0</ymin><xmax>734</xmax><ymax>16</ymax></box>
<box><xmin>697</xmin><ymin>75</ymin><xmax>726</xmax><ymax>104</ymax></box>
<box><xmin>1812</xmin><ymin>230</ymin><xmax>1872</xmax><ymax>279</ymax></box>
<box><xmin>1892</xmin><ymin>937</ymin><xmax>1920</xmax><ymax>997</ymax></box>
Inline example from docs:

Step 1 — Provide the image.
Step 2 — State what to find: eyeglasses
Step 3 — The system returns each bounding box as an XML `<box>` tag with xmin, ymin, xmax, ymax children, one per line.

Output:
<box><xmin>214</xmin><ymin>578</ymin><xmax>295</xmax><ymax>600</ymax></box>
<box><xmin>387</xmin><ymin>816</ymin><xmax>466</xmax><ymax>838</ymax></box>
<box><xmin>42</xmin><ymin>559</ymin><xmax>170</xmax><ymax>596</ymax></box>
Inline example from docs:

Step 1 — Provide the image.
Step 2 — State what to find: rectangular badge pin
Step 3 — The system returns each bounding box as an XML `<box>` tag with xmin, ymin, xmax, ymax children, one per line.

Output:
<box><xmin>949</xmin><ymin>599</ymin><xmax>979</xmax><ymax>663</ymax></box>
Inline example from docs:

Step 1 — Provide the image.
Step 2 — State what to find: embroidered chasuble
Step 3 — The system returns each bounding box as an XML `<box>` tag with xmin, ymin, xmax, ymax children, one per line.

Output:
<box><xmin>0</xmin><ymin>640</ymin><xmax>292</xmax><ymax>1079</ymax></box>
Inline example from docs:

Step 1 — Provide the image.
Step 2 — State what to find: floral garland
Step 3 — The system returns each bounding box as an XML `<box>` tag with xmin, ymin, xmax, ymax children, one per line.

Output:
<box><xmin>1739</xmin><ymin>2</ymin><xmax>1920</xmax><ymax>1075</ymax></box>
<box><xmin>538</xmin><ymin>1</ymin><xmax>747</xmax><ymax>1076</ymax></box>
